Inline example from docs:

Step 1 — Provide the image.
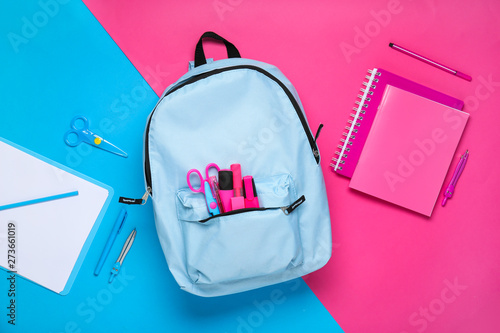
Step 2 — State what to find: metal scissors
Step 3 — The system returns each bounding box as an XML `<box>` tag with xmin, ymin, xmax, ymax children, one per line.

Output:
<box><xmin>187</xmin><ymin>163</ymin><xmax>221</xmax><ymax>216</ymax></box>
<box><xmin>64</xmin><ymin>116</ymin><xmax>128</xmax><ymax>158</ymax></box>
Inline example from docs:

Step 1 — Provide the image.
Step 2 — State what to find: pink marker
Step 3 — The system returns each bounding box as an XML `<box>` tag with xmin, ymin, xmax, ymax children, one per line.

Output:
<box><xmin>389</xmin><ymin>43</ymin><xmax>472</xmax><ymax>82</ymax></box>
<box><xmin>230</xmin><ymin>164</ymin><xmax>245</xmax><ymax>210</ymax></box>
<box><xmin>243</xmin><ymin>176</ymin><xmax>259</xmax><ymax>209</ymax></box>
<box><xmin>218</xmin><ymin>170</ymin><xmax>233</xmax><ymax>212</ymax></box>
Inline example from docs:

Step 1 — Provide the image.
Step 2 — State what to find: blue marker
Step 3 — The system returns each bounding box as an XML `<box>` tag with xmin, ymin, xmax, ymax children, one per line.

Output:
<box><xmin>94</xmin><ymin>208</ymin><xmax>128</xmax><ymax>276</ymax></box>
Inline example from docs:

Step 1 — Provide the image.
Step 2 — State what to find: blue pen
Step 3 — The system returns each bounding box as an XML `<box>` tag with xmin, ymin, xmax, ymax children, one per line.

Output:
<box><xmin>94</xmin><ymin>208</ymin><xmax>128</xmax><ymax>276</ymax></box>
<box><xmin>0</xmin><ymin>191</ymin><xmax>79</xmax><ymax>211</ymax></box>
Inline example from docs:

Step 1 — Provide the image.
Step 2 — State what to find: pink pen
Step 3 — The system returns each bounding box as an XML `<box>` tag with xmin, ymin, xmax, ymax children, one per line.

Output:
<box><xmin>389</xmin><ymin>43</ymin><xmax>472</xmax><ymax>82</ymax></box>
<box><xmin>442</xmin><ymin>150</ymin><xmax>469</xmax><ymax>206</ymax></box>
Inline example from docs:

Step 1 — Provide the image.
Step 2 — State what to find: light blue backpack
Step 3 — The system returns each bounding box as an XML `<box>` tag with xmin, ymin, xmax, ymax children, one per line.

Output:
<box><xmin>139</xmin><ymin>32</ymin><xmax>331</xmax><ymax>297</ymax></box>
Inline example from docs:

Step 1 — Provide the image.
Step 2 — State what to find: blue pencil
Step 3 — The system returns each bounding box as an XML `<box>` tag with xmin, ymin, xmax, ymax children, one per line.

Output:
<box><xmin>0</xmin><ymin>191</ymin><xmax>79</xmax><ymax>211</ymax></box>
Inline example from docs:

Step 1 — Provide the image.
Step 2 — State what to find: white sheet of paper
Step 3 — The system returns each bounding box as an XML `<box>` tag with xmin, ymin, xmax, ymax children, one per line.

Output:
<box><xmin>0</xmin><ymin>140</ymin><xmax>110</xmax><ymax>294</ymax></box>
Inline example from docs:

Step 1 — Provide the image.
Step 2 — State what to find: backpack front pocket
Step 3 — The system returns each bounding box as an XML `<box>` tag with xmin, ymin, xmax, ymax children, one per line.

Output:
<box><xmin>176</xmin><ymin>174</ymin><xmax>304</xmax><ymax>284</ymax></box>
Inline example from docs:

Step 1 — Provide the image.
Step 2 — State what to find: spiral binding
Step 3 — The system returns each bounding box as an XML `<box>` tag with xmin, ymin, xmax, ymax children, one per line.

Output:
<box><xmin>331</xmin><ymin>68</ymin><xmax>381</xmax><ymax>171</ymax></box>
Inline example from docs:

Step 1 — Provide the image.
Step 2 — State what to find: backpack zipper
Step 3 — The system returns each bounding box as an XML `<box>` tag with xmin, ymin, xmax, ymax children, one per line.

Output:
<box><xmin>199</xmin><ymin>195</ymin><xmax>305</xmax><ymax>223</ymax></box>
<box><xmin>144</xmin><ymin>65</ymin><xmax>320</xmax><ymax>194</ymax></box>
<box><xmin>119</xmin><ymin>187</ymin><xmax>151</xmax><ymax>205</ymax></box>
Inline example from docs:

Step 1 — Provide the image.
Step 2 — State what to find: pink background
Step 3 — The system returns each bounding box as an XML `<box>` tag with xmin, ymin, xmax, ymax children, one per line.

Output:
<box><xmin>82</xmin><ymin>0</ymin><xmax>500</xmax><ymax>332</ymax></box>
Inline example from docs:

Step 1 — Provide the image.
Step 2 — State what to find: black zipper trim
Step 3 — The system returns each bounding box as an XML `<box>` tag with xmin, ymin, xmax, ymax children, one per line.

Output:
<box><xmin>199</xmin><ymin>207</ymin><xmax>271</xmax><ymax>223</ymax></box>
<box><xmin>199</xmin><ymin>195</ymin><xmax>305</xmax><ymax>223</ymax></box>
<box><xmin>144</xmin><ymin>65</ymin><xmax>319</xmax><ymax>193</ymax></box>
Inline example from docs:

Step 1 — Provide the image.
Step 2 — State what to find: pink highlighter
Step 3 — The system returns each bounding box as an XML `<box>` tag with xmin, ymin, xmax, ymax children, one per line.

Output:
<box><xmin>243</xmin><ymin>176</ymin><xmax>259</xmax><ymax>208</ymax></box>
<box><xmin>230</xmin><ymin>164</ymin><xmax>245</xmax><ymax>210</ymax></box>
<box><xmin>218</xmin><ymin>170</ymin><xmax>233</xmax><ymax>212</ymax></box>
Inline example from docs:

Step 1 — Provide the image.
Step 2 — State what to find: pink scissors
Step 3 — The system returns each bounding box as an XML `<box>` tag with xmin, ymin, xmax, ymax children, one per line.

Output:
<box><xmin>187</xmin><ymin>163</ymin><xmax>221</xmax><ymax>216</ymax></box>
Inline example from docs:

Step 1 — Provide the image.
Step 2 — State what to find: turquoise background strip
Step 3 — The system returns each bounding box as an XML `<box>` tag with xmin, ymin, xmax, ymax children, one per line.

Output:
<box><xmin>0</xmin><ymin>1</ymin><xmax>343</xmax><ymax>332</ymax></box>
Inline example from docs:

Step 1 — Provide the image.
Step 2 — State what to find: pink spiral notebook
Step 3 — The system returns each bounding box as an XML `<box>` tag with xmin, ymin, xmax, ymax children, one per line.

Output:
<box><xmin>330</xmin><ymin>68</ymin><xmax>464</xmax><ymax>178</ymax></box>
<box><xmin>349</xmin><ymin>85</ymin><xmax>469</xmax><ymax>216</ymax></box>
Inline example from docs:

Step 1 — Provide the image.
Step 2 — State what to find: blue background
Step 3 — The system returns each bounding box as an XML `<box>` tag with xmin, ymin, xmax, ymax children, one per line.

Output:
<box><xmin>0</xmin><ymin>1</ymin><xmax>343</xmax><ymax>332</ymax></box>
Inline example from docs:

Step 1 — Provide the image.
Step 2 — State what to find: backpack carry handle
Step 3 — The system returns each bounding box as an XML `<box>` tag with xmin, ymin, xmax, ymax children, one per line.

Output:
<box><xmin>194</xmin><ymin>31</ymin><xmax>241</xmax><ymax>68</ymax></box>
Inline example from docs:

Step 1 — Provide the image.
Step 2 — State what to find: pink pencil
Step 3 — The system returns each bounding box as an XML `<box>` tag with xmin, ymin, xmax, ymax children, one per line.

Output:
<box><xmin>389</xmin><ymin>43</ymin><xmax>472</xmax><ymax>82</ymax></box>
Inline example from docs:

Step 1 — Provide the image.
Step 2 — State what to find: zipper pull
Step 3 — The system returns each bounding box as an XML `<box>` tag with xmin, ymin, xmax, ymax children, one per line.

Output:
<box><xmin>281</xmin><ymin>195</ymin><xmax>306</xmax><ymax>215</ymax></box>
<box><xmin>119</xmin><ymin>187</ymin><xmax>151</xmax><ymax>205</ymax></box>
<box><xmin>313</xmin><ymin>123</ymin><xmax>323</xmax><ymax>158</ymax></box>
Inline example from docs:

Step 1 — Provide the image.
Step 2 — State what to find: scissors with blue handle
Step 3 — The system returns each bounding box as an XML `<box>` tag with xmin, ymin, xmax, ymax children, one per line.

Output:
<box><xmin>64</xmin><ymin>116</ymin><xmax>128</xmax><ymax>158</ymax></box>
<box><xmin>187</xmin><ymin>163</ymin><xmax>221</xmax><ymax>216</ymax></box>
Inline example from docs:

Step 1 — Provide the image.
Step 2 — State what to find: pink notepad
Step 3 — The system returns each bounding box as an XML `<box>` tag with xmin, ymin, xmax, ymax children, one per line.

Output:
<box><xmin>349</xmin><ymin>85</ymin><xmax>469</xmax><ymax>216</ymax></box>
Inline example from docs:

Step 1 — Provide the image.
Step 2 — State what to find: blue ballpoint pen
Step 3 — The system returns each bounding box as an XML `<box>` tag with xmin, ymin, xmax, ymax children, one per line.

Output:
<box><xmin>109</xmin><ymin>229</ymin><xmax>136</xmax><ymax>283</ymax></box>
<box><xmin>94</xmin><ymin>208</ymin><xmax>128</xmax><ymax>276</ymax></box>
